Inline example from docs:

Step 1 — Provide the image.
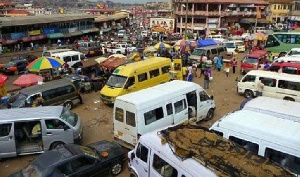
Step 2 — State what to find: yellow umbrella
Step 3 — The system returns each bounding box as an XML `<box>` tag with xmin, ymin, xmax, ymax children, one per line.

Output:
<box><xmin>144</xmin><ymin>46</ymin><xmax>156</xmax><ymax>53</ymax></box>
<box><xmin>154</xmin><ymin>42</ymin><xmax>171</xmax><ymax>50</ymax></box>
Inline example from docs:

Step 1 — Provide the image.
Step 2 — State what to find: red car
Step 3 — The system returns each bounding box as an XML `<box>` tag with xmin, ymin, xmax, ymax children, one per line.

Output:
<box><xmin>240</xmin><ymin>50</ymin><xmax>268</xmax><ymax>74</ymax></box>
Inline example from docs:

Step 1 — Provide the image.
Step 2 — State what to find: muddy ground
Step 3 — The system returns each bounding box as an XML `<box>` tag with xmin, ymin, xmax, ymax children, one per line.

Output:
<box><xmin>0</xmin><ymin>53</ymin><xmax>247</xmax><ymax>177</ymax></box>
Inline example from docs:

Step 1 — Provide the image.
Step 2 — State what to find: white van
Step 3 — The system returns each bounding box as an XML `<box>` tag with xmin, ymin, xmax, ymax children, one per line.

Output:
<box><xmin>42</xmin><ymin>49</ymin><xmax>72</xmax><ymax>57</ymax></box>
<box><xmin>128</xmin><ymin>123</ymin><xmax>293</xmax><ymax>177</ymax></box>
<box><xmin>210</xmin><ymin>110</ymin><xmax>300</xmax><ymax>175</ymax></box>
<box><xmin>237</xmin><ymin>70</ymin><xmax>300</xmax><ymax>101</ymax></box>
<box><xmin>51</xmin><ymin>51</ymin><xmax>86</xmax><ymax>67</ymax></box>
<box><xmin>113</xmin><ymin>80</ymin><xmax>215</xmax><ymax>148</ymax></box>
<box><xmin>0</xmin><ymin>106</ymin><xmax>83</xmax><ymax>159</ymax></box>
<box><xmin>223</xmin><ymin>40</ymin><xmax>245</xmax><ymax>55</ymax></box>
<box><xmin>241</xmin><ymin>96</ymin><xmax>300</xmax><ymax>122</ymax></box>
<box><xmin>286</xmin><ymin>48</ymin><xmax>300</xmax><ymax>57</ymax></box>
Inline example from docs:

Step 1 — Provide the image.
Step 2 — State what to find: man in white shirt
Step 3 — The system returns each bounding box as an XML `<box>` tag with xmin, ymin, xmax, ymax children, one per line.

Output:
<box><xmin>256</xmin><ymin>78</ymin><xmax>264</xmax><ymax>96</ymax></box>
<box><xmin>187</xmin><ymin>63</ymin><xmax>193</xmax><ymax>82</ymax></box>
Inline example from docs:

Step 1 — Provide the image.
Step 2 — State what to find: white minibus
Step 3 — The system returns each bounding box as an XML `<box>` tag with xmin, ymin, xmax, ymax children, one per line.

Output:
<box><xmin>42</xmin><ymin>49</ymin><xmax>72</xmax><ymax>57</ymax></box>
<box><xmin>51</xmin><ymin>51</ymin><xmax>86</xmax><ymax>67</ymax></box>
<box><xmin>210</xmin><ymin>109</ymin><xmax>300</xmax><ymax>175</ymax></box>
<box><xmin>237</xmin><ymin>70</ymin><xmax>300</xmax><ymax>101</ymax></box>
<box><xmin>241</xmin><ymin>96</ymin><xmax>300</xmax><ymax>122</ymax></box>
<box><xmin>113</xmin><ymin>80</ymin><xmax>215</xmax><ymax>148</ymax></box>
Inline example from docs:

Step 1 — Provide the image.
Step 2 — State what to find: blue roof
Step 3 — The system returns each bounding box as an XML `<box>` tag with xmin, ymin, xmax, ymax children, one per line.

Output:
<box><xmin>196</xmin><ymin>39</ymin><xmax>217</xmax><ymax>47</ymax></box>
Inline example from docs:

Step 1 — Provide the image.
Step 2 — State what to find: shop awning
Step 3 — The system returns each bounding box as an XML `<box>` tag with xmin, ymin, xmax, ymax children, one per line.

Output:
<box><xmin>22</xmin><ymin>34</ymin><xmax>47</xmax><ymax>42</ymax></box>
<box><xmin>81</xmin><ymin>27</ymin><xmax>99</xmax><ymax>34</ymax></box>
<box><xmin>47</xmin><ymin>33</ymin><xmax>64</xmax><ymax>39</ymax></box>
<box><xmin>0</xmin><ymin>39</ymin><xmax>19</xmax><ymax>45</ymax></box>
<box><xmin>64</xmin><ymin>31</ymin><xmax>83</xmax><ymax>38</ymax></box>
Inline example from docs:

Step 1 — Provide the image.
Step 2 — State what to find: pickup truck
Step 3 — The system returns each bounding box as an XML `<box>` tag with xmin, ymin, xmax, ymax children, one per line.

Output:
<box><xmin>107</xmin><ymin>44</ymin><xmax>136</xmax><ymax>54</ymax></box>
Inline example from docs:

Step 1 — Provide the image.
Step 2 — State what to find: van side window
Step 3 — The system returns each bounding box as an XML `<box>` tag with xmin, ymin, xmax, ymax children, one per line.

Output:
<box><xmin>80</xmin><ymin>54</ymin><xmax>85</xmax><ymax>60</ymax></box>
<box><xmin>150</xmin><ymin>69</ymin><xmax>160</xmax><ymax>78</ymax></box>
<box><xmin>283</xmin><ymin>67</ymin><xmax>298</xmax><ymax>75</ymax></box>
<box><xmin>242</xmin><ymin>75</ymin><xmax>256</xmax><ymax>82</ymax></box>
<box><xmin>153</xmin><ymin>154</ymin><xmax>178</xmax><ymax>177</ymax></box>
<box><xmin>63</xmin><ymin>56</ymin><xmax>71</xmax><ymax>62</ymax></box>
<box><xmin>161</xmin><ymin>66</ymin><xmax>170</xmax><ymax>74</ymax></box>
<box><xmin>138</xmin><ymin>73</ymin><xmax>147</xmax><ymax>82</ymax></box>
<box><xmin>124</xmin><ymin>77</ymin><xmax>135</xmax><ymax>89</ymax></box>
<box><xmin>260</xmin><ymin>77</ymin><xmax>276</xmax><ymax>87</ymax></box>
<box><xmin>166</xmin><ymin>103</ymin><xmax>173</xmax><ymax>115</ymax></box>
<box><xmin>45</xmin><ymin>119</ymin><xmax>66</xmax><ymax>129</ymax></box>
<box><xmin>126</xmin><ymin>111</ymin><xmax>136</xmax><ymax>127</ymax></box>
<box><xmin>269</xmin><ymin>66</ymin><xmax>280</xmax><ymax>72</ymax></box>
<box><xmin>0</xmin><ymin>123</ymin><xmax>12</xmax><ymax>136</ymax></box>
<box><xmin>56</xmin><ymin>85</ymin><xmax>75</xmax><ymax>96</ymax></box>
<box><xmin>211</xmin><ymin>48</ymin><xmax>217</xmax><ymax>54</ymax></box>
<box><xmin>229</xmin><ymin>136</ymin><xmax>259</xmax><ymax>154</ymax></box>
<box><xmin>144</xmin><ymin>107</ymin><xmax>164</xmax><ymax>125</ymax></box>
<box><xmin>265</xmin><ymin>148</ymin><xmax>300</xmax><ymax>174</ymax></box>
<box><xmin>72</xmin><ymin>55</ymin><xmax>79</xmax><ymax>62</ymax></box>
<box><xmin>115</xmin><ymin>108</ymin><xmax>124</xmax><ymax>122</ymax></box>
<box><xmin>174</xmin><ymin>99</ymin><xmax>187</xmax><ymax>114</ymax></box>
<box><xmin>218</xmin><ymin>47</ymin><xmax>224</xmax><ymax>53</ymax></box>
<box><xmin>136</xmin><ymin>143</ymin><xmax>148</xmax><ymax>163</ymax></box>
<box><xmin>278</xmin><ymin>80</ymin><xmax>300</xmax><ymax>91</ymax></box>
<box><xmin>199</xmin><ymin>91</ymin><xmax>210</xmax><ymax>101</ymax></box>
<box><xmin>43</xmin><ymin>89</ymin><xmax>56</xmax><ymax>100</ymax></box>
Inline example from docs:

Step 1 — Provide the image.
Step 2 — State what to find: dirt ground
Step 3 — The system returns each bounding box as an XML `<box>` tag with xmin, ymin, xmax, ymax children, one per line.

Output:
<box><xmin>0</xmin><ymin>53</ymin><xmax>247</xmax><ymax>177</ymax></box>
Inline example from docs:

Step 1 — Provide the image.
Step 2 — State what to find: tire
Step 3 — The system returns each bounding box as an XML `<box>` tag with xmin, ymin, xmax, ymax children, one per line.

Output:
<box><xmin>130</xmin><ymin>170</ymin><xmax>138</xmax><ymax>177</ymax></box>
<box><xmin>64</xmin><ymin>101</ymin><xmax>73</xmax><ymax>110</ymax></box>
<box><xmin>14</xmin><ymin>70</ymin><xmax>19</xmax><ymax>75</ymax></box>
<box><xmin>50</xmin><ymin>142</ymin><xmax>65</xmax><ymax>150</ymax></box>
<box><xmin>283</xmin><ymin>97</ymin><xmax>295</xmax><ymax>101</ymax></box>
<box><xmin>244</xmin><ymin>90</ymin><xmax>254</xmax><ymax>98</ymax></box>
<box><xmin>110</xmin><ymin>161</ymin><xmax>122</xmax><ymax>176</ymax></box>
<box><xmin>205</xmin><ymin>108</ymin><xmax>215</xmax><ymax>121</ymax></box>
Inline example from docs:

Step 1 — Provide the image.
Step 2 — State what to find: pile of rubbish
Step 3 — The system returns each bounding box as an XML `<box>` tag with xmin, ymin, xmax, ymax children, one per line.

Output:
<box><xmin>159</xmin><ymin>123</ymin><xmax>293</xmax><ymax>177</ymax></box>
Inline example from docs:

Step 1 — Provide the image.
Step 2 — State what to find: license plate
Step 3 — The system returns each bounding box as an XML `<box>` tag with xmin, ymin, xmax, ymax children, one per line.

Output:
<box><xmin>118</xmin><ymin>131</ymin><xmax>123</xmax><ymax>136</ymax></box>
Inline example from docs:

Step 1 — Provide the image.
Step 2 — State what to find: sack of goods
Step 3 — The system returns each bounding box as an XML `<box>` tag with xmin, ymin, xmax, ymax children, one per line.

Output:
<box><xmin>206</xmin><ymin>60</ymin><xmax>213</xmax><ymax>68</ymax></box>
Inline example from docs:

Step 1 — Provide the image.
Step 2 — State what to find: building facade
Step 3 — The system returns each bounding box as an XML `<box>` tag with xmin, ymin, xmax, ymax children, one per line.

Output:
<box><xmin>173</xmin><ymin>0</ymin><xmax>269</xmax><ymax>35</ymax></box>
<box><xmin>267</xmin><ymin>0</ymin><xmax>291</xmax><ymax>23</ymax></box>
<box><xmin>289</xmin><ymin>0</ymin><xmax>300</xmax><ymax>23</ymax></box>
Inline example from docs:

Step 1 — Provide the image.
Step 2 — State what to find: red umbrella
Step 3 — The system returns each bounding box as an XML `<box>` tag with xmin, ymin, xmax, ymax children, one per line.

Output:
<box><xmin>13</xmin><ymin>74</ymin><xmax>43</xmax><ymax>87</ymax></box>
<box><xmin>0</xmin><ymin>74</ymin><xmax>8</xmax><ymax>86</ymax></box>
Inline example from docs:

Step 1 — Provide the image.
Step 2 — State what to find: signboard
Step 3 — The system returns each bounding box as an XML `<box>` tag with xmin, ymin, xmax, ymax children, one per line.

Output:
<box><xmin>11</xmin><ymin>32</ymin><xmax>26</xmax><ymax>40</ymax></box>
<box><xmin>29</xmin><ymin>30</ymin><xmax>41</xmax><ymax>36</ymax></box>
<box><xmin>208</xmin><ymin>18</ymin><xmax>218</xmax><ymax>23</ymax></box>
<box><xmin>150</xmin><ymin>18</ymin><xmax>175</xmax><ymax>31</ymax></box>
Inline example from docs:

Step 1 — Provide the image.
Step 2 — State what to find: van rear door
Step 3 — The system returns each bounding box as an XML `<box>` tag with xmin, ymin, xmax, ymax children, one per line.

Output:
<box><xmin>114</xmin><ymin>103</ymin><xmax>138</xmax><ymax>146</ymax></box>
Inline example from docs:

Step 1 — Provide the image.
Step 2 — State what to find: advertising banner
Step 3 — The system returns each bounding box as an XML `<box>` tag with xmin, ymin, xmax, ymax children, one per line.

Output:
<box><xmin>10</xmin><ymin>32</ymin><xmax>26</xmax><ymax>40</ymax></box>
<box><xmin>29</xmin><ymin>30</ymin><xmax>41</xmax><ymax>36</ymax></box>
<box><xmin>150</xmin><ymin>18</ymin><xmax>175</xmax><ymax>31</ymax></box>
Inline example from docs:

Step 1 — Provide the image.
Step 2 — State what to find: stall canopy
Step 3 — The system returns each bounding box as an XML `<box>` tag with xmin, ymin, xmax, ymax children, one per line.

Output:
<box><xmin>196</xmin><ymin>40</ymin><xmax>217</xmax><ymax>47</ymax></box>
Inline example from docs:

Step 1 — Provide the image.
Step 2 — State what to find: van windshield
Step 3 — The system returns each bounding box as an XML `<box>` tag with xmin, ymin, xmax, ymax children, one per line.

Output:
<box><xmin>224</xmin><ymin>43</ymin><xmax>235</xmax><ymax>48</ymax></box>
<box><xmin>236</xmin><ymin>42</ymin><xmax>244</xmax><ymax>46</ymax></box>
<box><xmin>192</xmin><ymin>49</ymin><xmax>206</xmax><ymax>56</ymax></box>
<box><xmin>244</xmin><ymin>58</ymin><xmax>258</xmax><ymax>64</ymax></box>
<box><xmin>10</xmin><ymin>92</ymin><xmax>27</xmax><ymax>108</ymax></box>
<box><xmin>60</xmin><ymin>107</ymin><xmax>78</xmax><ymax>126</ymax></box>
<box><xmin>106</xmin><ymin>75</ymin><xmax>127</xmax><ymax>88</ymax></box>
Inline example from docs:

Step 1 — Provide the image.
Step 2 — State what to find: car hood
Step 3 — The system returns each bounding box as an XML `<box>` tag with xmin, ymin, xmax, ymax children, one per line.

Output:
<box><xmin>88</xmin><ymin>140</ymin><xmax>123</xmax><ymax>159</ymax></box>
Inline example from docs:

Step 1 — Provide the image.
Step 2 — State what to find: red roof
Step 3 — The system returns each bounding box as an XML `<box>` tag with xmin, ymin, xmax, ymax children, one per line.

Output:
<box><xmin>85</xmin><ymin>9</ymin><xmax>117</xmax><ymax>13</ymax></box>
<box><xmin>186</xmin><ymin>0</ymin><xmax>269</xmax><ymax>4</ymax></box>
<box><xmin>0</xmin><ymin>2</ymin><xmax>14</xmax><ymax>6</ymax></box>
<box><xmin>7</xmin><ymin>10</ymin><xmax>31</xmax><ymax>15</ymax></box>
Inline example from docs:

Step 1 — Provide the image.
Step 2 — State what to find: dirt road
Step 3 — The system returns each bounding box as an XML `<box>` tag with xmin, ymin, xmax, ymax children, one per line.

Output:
<box><xmin>0</xmin><ymin>53</ymin><xmax>247</xmax><ymax>176</ymax></box>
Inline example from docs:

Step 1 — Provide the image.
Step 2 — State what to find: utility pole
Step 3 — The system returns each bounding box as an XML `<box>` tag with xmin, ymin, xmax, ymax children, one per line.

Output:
<box><xmin>184</xmin><ymin>0</ymin><xmax>188</xmax><ymax>40</ymax></box>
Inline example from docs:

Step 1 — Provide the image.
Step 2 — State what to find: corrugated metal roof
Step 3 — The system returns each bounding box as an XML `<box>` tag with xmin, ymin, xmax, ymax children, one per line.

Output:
<box><xmin>181</xmin><ymin>0</ymin><xmax>269</xmax><ymax>4</ymax></box>
<box><xmin>94</xmin><ymin>14</ymin><xmax>128</xmax><ymax>22</ymax></box>
<box><xmin>0</xmin><ymin>13</ymin><xmax>94</xmax><ymax>27</ymax></box>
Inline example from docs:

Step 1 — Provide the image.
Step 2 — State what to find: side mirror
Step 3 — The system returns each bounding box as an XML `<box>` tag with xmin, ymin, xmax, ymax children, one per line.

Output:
<box><xmin>131</xmin><ymin>152</ymin><xmax>135</xmax><ymax>160</ymax></box>
<box><xmin>210</xmin><ymin>95</ymin><xmax>214</xmax><ymax>100</ymax></box>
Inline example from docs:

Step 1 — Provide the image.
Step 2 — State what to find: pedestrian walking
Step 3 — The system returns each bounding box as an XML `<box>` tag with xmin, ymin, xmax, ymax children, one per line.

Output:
<box><xmin>192</xmin><ymin>62</ymin><xmax>197</xmax><ymax>77</ymax></box>
<box><xmin>213</xmin><ymin>56</ymin><xmax>218</xmax><ymax>70</ymax></box>
<box><xmin>187</xmin><ymin>63</ymin><xmax>193</xmax><ymax>82</ymax></box>
<box><xmin>217</xmin><ymin>56</ymin><xmax>223</xmax><ymax>72</ymax></box>
<box><xmin>231</xmin><ymin>58</ymin><xmax>237</xmax><ymax>73</ymax></box>
<box><xmin>203</xmin><ymin>70</ymin><xmax>210</xmax><ymax>89</ymax></box>
<box><xmin>30</xmin><ymin>42</ymin><xmax>34</xmax><ymax>50</ymax></box>
<box><xmin>224</xmin><ymin>61</ymin><xmax>230</xmax><ymax>77</ymax></box>
<box><xmin>43</xmin><ymin>45</ymin><xmax>47</xmax><ymax>53</ymax></box>
<box><xmin>256</xmin><ymin>78</ymin><xmax>264</xmax><ymax>96</ymax></box>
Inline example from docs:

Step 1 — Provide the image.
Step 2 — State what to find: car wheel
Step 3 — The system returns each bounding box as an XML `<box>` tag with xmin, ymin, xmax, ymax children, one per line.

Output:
<box><xmin>244</xmin><ymin>90</ymin><xmax>254</xmax><ymax>98</ymax></box>
<box><xmin>51</xmin><ymin>142</ymin><xmax>65</xmax><ymax>149</ymax></box>
<box><xmin>64</xmin><ymin>101</ymin><xmax>73</xmax><ymax>110</ymax></box>
<box><xmin>14</xmin><ymin>70</ymin><xmax>19</xmax><ymax>75</ymax></box>
<box><xmin>205</xmin><ymin>108</ymin><xmax>215</xmax><ymax>121</ymax></box>
<box><xmin>110</xmin><ymin>161</ymin><xmax>122</xmax><ymax>176</ymax></box>
<box><xmin>116</xmin><ymin>51</ymin><xmax>121</xmax><ymax>54</ymax></box>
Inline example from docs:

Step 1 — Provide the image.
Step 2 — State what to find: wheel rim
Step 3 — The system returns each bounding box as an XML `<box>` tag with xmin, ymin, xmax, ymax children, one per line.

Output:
<box><xmin>65</xmin><ymin>102</ymin><xmax>72</xmax><ymax>109</ymax></box>
<box><xmin>245</xmin><ymin>91</ymin><xmax>252</xmax><ymax>98</ymax></box>
<box><xmin>112</xmin><ymin>163</ymin><xmax>122</xmax><ymax>175</ymax></box>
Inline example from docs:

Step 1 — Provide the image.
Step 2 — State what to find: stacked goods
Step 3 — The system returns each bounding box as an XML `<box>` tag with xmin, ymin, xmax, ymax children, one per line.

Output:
<box><xmin>159</xmin><ymin>123</ymin><xmax>293</xmax><ymax>177</ymax></box>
